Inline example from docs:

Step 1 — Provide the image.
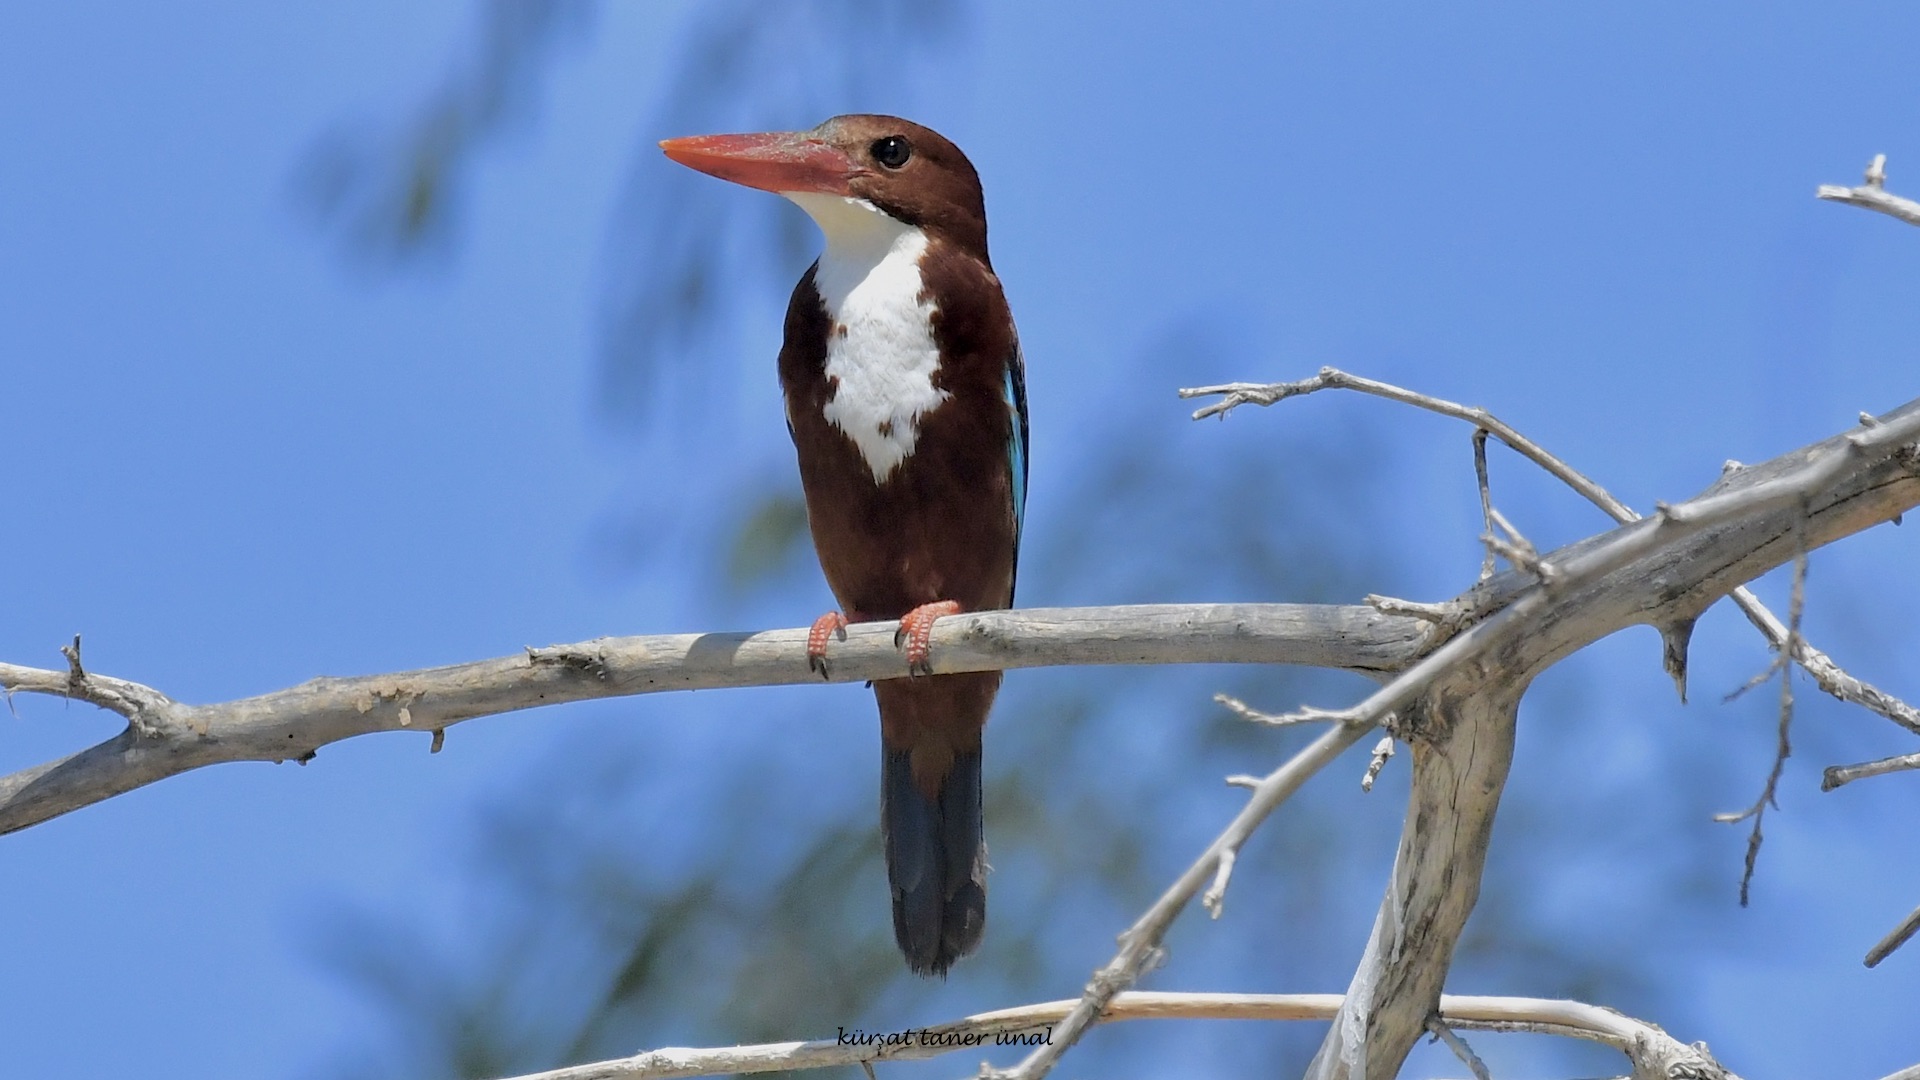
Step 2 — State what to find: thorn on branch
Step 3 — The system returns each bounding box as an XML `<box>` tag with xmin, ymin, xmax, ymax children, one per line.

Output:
<box><xmin>1364</xmin><ymin>594</ymin><xmax>1464</xmax><ymax>626</ymax></box>
<box><xmin>1202</xmin><ymin>849</ymin><xmax>1236</xmax><ymax>918</ymax></box>
<box><xmin>61</xmin><ymin>634</ymin><xmax>85</xmax><ymax>697</ymax></box>
<box><xmin>1361</xmin><ymin>736</ymin><xmax>1395</xmax><ymax>792</ymax></box>
<box><xmin>1659</xmin><ymin>617</ymin><xmax>1696</xmax><ymax>704</ymax></box>
<box><xmin>1224</xmin><ymin>774</ymin><xmax>1260</xmax><ymax>789</ymax></box>
<box><xmin>1474</xmin><ymin>428</ymin><xmax>1497</xmax><ymax>582</ymax></box>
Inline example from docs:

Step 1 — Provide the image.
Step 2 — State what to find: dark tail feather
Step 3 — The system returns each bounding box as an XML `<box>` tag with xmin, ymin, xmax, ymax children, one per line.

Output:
<box><xmin>883</xmin><ymin>745</ymin><xmax>986</xmax><ymax>976</ymax></box>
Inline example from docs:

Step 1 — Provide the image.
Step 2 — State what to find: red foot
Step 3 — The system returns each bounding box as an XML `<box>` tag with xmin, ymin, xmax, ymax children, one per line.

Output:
<box><xmin>894</xmin><ymin>600</ymin><xmax>962</xmax><ymax>676</ymax></box>
<box><xmin>807</xmin><ymin>611</ymin><xmax>850</xmax><ymax>679</ymax></box>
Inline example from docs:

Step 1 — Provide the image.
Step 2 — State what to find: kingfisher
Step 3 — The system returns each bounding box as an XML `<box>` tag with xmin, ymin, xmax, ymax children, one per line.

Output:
<box><xmin>661</xmin><ymin>115</ymin><xmax>1026</xmax><ymax>976</ymax></box>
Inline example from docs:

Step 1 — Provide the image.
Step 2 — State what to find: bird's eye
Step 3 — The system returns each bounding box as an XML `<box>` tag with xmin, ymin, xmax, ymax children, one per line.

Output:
<box><xmin>870</xmin><ymin>136</ymin><xmax>912</xmax><ymax>169</ymax></box>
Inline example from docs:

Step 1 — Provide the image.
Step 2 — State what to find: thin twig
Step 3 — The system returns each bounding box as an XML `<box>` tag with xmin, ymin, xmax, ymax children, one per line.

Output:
<box><xmin>1473</xmin><ymin>429</ymin><xmax>1497</xmax><ymax>582</ymax></box>
<box><xmin>1865</xmin><ymin>902</ymin><xmax>1920</xmax><ymax>969</ymax></box>
<box><xmin>984</xmin><ymin>721</ymin><xmax>1376</xmax><ymax>1079</ymax></box>
<box><xmin>0</xmin><ymin>603</ymin><xmax>1430</xmax><ymax>836</ymax></box>
<box><xmin>1425</xmin><ymin>1016</ymin><xmax>1492</xmax><ymax>1080</ymax></box>
<box><xmin>60</xmin><ymin>634</ymin><xmax>85</xmax><ymax>695</ymax></box>
<box><xmin>1180</xmin><ymin>369</ymin><xmax>1920</xmax><ymax>742</ymax></box>
<box><xmin>483</xmin><ymin>991</ymin><xmax>1734</xmax><ymax>1080</ymax></box>
<box><xmin>1822</xmin><ymin>751</ymin><xmax>1920</xmax><ymax>791</ymax></box>
<box><xmin>1713</xmin><ymin>539</ymin><xmax>1808</xmax><ymax>907</ymax></box>
<box><xmin>1213</xmin><ymin>692</ymin><xmax>1347</xmax><ymax>727</ymax></box>
<box><xmin>1257</xmin><ymin>704</ymin><xmax>1364</xmax><ymax>727</ymax></box>
<box><xmin>1483</xmin><ymin>507</ymin><xmax>1558</xmax><ymax>585</ymax></box>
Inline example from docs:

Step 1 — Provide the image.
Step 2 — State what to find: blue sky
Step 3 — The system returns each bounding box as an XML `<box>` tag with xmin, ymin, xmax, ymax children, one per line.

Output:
<box><xmin>3</xmin><ymin>3</ymin><xmax>1919</xmax><ymax>1078</ymax></box>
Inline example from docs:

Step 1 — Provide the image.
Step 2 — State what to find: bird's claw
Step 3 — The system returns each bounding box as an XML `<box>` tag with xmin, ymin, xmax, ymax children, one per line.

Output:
<box><xmin>895</xmin><ymin>601</ymin><xmax>962</xmax><ymax>677</ymax></box>
<box><xmin>806</xmin><ymin>611</ymin><xmax>849</xmax><ymax>679</ymax></box>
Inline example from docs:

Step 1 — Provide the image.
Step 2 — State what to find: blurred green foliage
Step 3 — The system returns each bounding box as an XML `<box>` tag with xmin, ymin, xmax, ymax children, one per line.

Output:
<box><xmin>296</xmin><ymin>0</ymin><xmax>594</xmax><ymax>263</ymax></box>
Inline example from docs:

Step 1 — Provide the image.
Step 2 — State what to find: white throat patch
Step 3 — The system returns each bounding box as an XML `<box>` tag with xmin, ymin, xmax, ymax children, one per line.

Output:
<box><xmin>784</xmin><ymin>192</ymin><xmax>947</xmax><ymax>483</ymax></box>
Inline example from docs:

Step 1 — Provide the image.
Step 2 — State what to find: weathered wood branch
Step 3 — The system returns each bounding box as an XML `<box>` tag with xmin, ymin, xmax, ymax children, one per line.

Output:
<box><xmin>1824</xmin><ymin>750</ymin><xmax>1920</xmax><ymax>791</ymax></box>
<box><xmin>1180</xmin><ymin>365</ymin><xmax>1920</xmax><ymax>735</ymax></box>
<box><xmin>1818</xmin><ymin>153</ymin><xmax>1920</xmax><ymax>228</ymax></box>
<box><xmin>966</xmin><ymin>395</ymin><xmax>1920</xmax><ymax>1080</ymax></box>
<box><xmin>1293</xmin><ymin>401</ymin><xmax>1920</xmax><ymax>1080</ymax></box>
<box><xmin>0</xmin><ymin>604</ymin><xmax>1427</xmax><ymax>836</ymax></box>
<box><xmin>490</xmin><ymin>991</ymin><xmax>1734</xmax><ymax>1080</ymax></box>
<box><xmin>3</xmin><ymin>378</ymin><xmax>1912</xmax><ymax>1080</ymax></box>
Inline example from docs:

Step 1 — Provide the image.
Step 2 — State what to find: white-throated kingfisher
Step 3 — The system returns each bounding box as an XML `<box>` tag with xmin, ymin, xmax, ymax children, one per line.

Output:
<box><xmin>660</xmin><ymin>116</ymin><xmax>1026</xmax><ymax>976</ymax></box>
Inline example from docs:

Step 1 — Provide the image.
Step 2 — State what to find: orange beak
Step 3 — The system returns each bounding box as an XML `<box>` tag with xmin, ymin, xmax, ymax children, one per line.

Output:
<box><xmin>659</xmin><ymin>131</ymin><xmax>859</xmax><ymax>195</ymax></box>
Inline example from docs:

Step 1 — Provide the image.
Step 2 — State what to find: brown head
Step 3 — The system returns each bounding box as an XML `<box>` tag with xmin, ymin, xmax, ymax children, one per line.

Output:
<box><xmin>660</xmin><ymin>114</ymin><xmax>991</xmax><ymax>261</ymax></box>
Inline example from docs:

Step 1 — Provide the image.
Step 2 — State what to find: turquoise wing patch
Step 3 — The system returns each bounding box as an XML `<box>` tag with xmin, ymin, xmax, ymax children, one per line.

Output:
<box><xmin>1004</xmin><ymin>347</ymin><xmax>1029</xmax><ymax>593</ymax></box>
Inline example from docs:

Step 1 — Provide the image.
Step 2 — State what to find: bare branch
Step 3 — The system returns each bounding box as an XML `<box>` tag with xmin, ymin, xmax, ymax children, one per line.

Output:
<box><xmin>987</xmin><ymin>719</ymin><xmax>1376</xmax><ymax>1079</ymax></box>
<box><xmin>1865</xmin><ymin>902</ymin><xmax>1920</xmax><ymax>969</ymax></box>
<box><xmin>1482</xmin><ymin>506</ymin><xmax>1559</xmax><ymax>585</ymax></box>
<box><xmin>1213</xmin><ymin>692</ymin><xmax>1347</xmax><ymax>728</ymax></box>
<box><xmin>481</xmin><ymin>991</ymin><xmax>1731</xmax><ymax>1080</ymax></box>
<box><xmin>1292</xmin><ymin>403</ymin><xmax>1920</xmax><ymax>1078</ymax></box>
<box><xmin>1473</xmin><ymin>428</ymin><xmax>1497</xmax><ymax>582</ymax></box>
<box><xmin>1182</xmin><ymin>370</ymin><xmax>1920</xmax><ymax>746</ymax></box>
<box><xmin>1712</xmin><ymin>542</ymin><xmax>1808</xmax><ymax>906</ymax></box>
<box><xmin>1817</xmin><ymin>154</ymin><xmax>1920</xmax><ymax>229</ymax></box>
<box><xmin>1217</xmin><ymin>695</ymin><xmax>1359</xmax><ymax>728</ymax></box>
<box><xmin>1016</xmin><ymin>397</ymin><xmax>1920</xmax><ymax>1080</ymax></box>
<box><xmin>0</xmin><ymin>604</ymin><xmax>1426</xmax><ymax>837</ymax></box>
<box><xmin>3</xmin><ymin>380</ymin><xmax>1912</xmax><ymax>1080</ymax></box>
<box><xmin>1180</xmin><ymin>368</ymin><xmax>1622</xmax><ymax>515</ymax></box>
<box><xmin>1822</xmin><ymin>751</ymin><xmax>1920</xmax><ymax>791</ymax></box>
<box><xmin>3</xmin><ymin>639</ymin><xmax>180</xmax><ymax>739</ymax></box>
